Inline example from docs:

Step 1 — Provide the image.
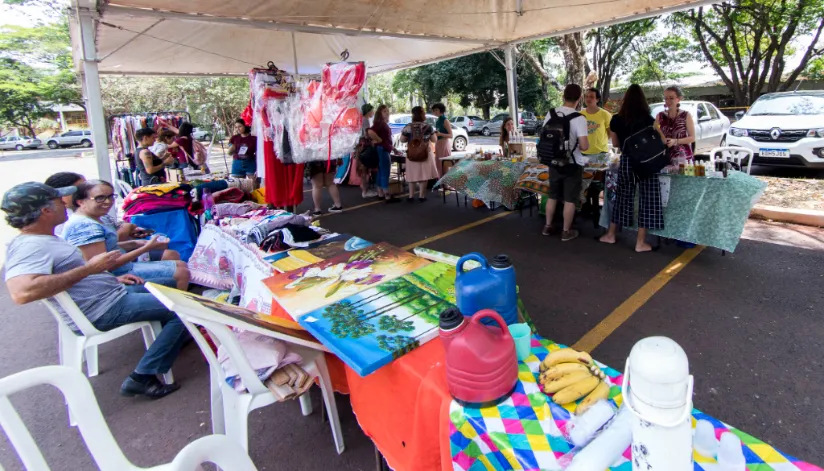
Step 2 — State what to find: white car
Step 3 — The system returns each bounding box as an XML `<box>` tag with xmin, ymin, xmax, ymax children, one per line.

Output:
<box><xmin>46</xmin><ymin>130</ymin><xmax>93</xmax><ymax>149</ymax></box>
<box><xmin>0</xmin><ymin>136</ymin><xmax>42</xmax><ymax>151</ymax></box>
<box><xmin>388</xmin><ymin>113</ymin><xmax>469</xmax><ymax>152</ymax></box>
<box><xmin>725</xmin><ymin>91</ymin><xmax>824</xmax><ymax>169</ymax></box>
<box><xmin>650</xmin><ymin>101</ymin><xmax>731</xmax><ymax>155</ymax></box>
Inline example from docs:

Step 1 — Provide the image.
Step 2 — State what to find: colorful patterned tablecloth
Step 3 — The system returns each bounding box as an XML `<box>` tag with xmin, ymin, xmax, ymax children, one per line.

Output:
<box><xmin>599</xmin><ymin>171</ymin><xmax>766</xmax><ymax>253</ymax></box>
<box><xmin>449</xmin><ymin>336</ymin><xmax>821</xmax><ymax>471</ymax></box>
<box><xmin>436</xmin><ymin>159</ymin><xmax>529</xmax><ymax>209</ymax></box>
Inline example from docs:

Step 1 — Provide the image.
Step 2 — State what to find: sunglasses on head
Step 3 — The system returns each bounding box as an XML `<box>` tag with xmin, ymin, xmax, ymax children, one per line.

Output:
<box><xmin>92</xmin><ymin>194</ymin><xmax>116</xmax><ymax>203</ymax></box>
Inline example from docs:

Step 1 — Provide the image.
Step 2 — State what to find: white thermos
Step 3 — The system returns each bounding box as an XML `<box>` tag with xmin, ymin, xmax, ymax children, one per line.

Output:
<box><xmin>622</xmin><ymin>336</ymin><xmax>694</xmax><ymax>471</ymax></box>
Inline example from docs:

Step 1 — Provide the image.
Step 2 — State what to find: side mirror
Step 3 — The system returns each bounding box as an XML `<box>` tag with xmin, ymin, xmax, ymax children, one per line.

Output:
<box><xmin>734</xmin><ymin>111</ymin><xmax>745</xmax><ymax>121</ymax></box>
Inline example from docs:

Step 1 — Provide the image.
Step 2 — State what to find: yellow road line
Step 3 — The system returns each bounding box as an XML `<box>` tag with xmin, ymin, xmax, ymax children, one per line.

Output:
<box><xmin>571</xmin><ymin>245</ymin><xmax>705</xmax><ymax>353</ymax></box>
<box><xmin>402</xmin><ymin>211</ymin><xmax>513</xmax><ymax>251</ymax></box>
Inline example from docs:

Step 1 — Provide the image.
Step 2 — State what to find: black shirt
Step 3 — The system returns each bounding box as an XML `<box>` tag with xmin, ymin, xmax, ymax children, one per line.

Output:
<box><xmin>609</xmin><ymin>114</ymin><xmax>656</xmax><ymax>149</ymax></box>
<box><xmin>135</xmin><ymin>147</ymin><xmax>166</xmax><ymax>185</ymax></box>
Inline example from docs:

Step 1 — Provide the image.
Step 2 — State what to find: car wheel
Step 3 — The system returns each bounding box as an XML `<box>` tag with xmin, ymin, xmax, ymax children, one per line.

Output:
<box><xmin>47</xmin><ymin>141</ymin><xmax>59</xmax><ymax>149</ymax></box>
<box><xmin>720</xmin><ymin>137</ymin><xmax>726</xmax><ymax>147</ymax></box>
<box><xmin>482</xmin><ymin>127</ymin><xmax>491</xmax><ymax>137</ymax></box>
<box><xmin>80</xmin><ymin>139</ymin><xmax>92</xmax><ymax>148</ymax></box>
<box><xmin>15</xmin><ymin>144</ymin><xmax>23</xmax><ymax>151</ymax></box>
<box><xmin>453</xmin><ymin>136</ymin><xmax>468</xmax><ymax>152</ymax></box>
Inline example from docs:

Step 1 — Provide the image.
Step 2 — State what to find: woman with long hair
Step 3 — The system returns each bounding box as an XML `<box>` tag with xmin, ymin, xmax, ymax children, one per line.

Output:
<box><xmin>499</xmin><ymin>117</ymin><xmax>514</xmax><ymax>157</ymax></box>
<box><xmin>599</xmin><ymin>84</ymin><xmax>665</xmax><ymax>252</ymax></box>
<box><xmin>399</xmin><ymin>106</ymin><xmax>438</xmax><ymax>202</ymax></box>
<box><xmin>656</xmin><ymin>85</ymin><xmax>696</xmax><ymax>165</ymax></box>
<box><xmin>431</xmin><ymin>103</ymin><xmax>452</xmax><ymax>173</ymax></box>
<box><xmin>368</xmin><ymin>104</ymin><xmax>400</xmax><ymax>203</ymax></box>
<box><xmin>167</xmin><ymin>122</ymin><xmax>195</xmax><ymax>168</ymax></box>
<box><xmin>61</xmin><ymin>180</ymin><xmax>190</xmax><ymax>288</ymax></box>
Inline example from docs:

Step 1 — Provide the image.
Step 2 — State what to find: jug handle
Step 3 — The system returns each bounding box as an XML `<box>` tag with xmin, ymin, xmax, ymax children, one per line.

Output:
<box><xmin>456</xmin><ymin>253</ymin><xmax>488</xmax><ymax>275</ymax></box>
<box><xmin>471</xmin><ymin>309</ymin><xmax>511</xmax><ymax>338</ymax></box>
<box><xmin>621</xmin><ymin>358</ymin><xmax>695</xmax><ymax>427</ymax></box>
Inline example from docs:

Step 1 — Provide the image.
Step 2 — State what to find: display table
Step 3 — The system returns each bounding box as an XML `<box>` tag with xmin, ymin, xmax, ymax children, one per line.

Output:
<box><xmin>599</xmin><ymin>171</ymin><xmax>766</xmax><ymax>252</ymax></box>
<box><xmin>436</xmin><ymin>159</ymin><xmax>529</xmax><ymax>209</ymax></box>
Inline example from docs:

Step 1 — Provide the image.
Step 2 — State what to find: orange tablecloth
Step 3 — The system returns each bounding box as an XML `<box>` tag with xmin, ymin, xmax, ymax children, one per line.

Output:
<box><xmin>271</xmin><ymin>299</ymin><xmax>451</xmax><ymax>470</ymax></box>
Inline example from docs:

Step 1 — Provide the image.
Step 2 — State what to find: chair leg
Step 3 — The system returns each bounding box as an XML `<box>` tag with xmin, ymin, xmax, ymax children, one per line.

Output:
<box><xmin>222</xmin><ymin>391</ymin><xmax>250</xmax><ymax>452</ymax></box>
<box><xmin>299</xmin><ymin>392</ymin><xmax>313</xmax><ymax>416</ymax></box>
<box><xmin>210</xmin><ymin>372</ymin><xmax>226</xmax><ymax>435</ymax></box>
<box><xmin>62</xmin><ymin>335</ymin><xmax>84</xmax><ymax>427</ymax></box>
<box><xmin>316</xmin><ymin>356</ymin><xmax>345</xmax><ymax>454</ymax></box>
<box><xmin>144</xmin><ymin>322</ymin><xmax>174</xmax><ymax>384</ymax></box>
<box><xmin>85</xmin><ymin>345</ymin><xmax>99</xmax><ymax>377</ymax></box>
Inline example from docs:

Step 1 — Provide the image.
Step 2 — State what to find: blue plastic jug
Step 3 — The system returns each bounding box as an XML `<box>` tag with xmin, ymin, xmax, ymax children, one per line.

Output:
<box><xmin>455</xmin><ymin>253</ymin><xmax>518</xmax><ymax>326</ymax></box>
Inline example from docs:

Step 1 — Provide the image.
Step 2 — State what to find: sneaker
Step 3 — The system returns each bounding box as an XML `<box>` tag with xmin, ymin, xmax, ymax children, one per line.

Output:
<box><xmin>418</xmin><ymin>197</ymin><xmax>427</xmax><ymax>203</ymax></box>
<box><xmin>328</xmin><ymin>206</ymin><xmax>344</xmax><ymax>213</ymax></box>
<box><xmin>311</xmin><ymin>210</ymin><xmax>323</xmax><ymax>217</ymax></box>
<box><xmin>561</xmin><ymin>229</ymin><xmax>579</xmax><ymax>242</ymax></box>
<box><xmin>362</xmin><ymin>190</ymin><xmax>378</xmax><ymax>198</ymax></box>
<box><xmin>542</xmin><ymin>225</ymin><xmax>558</xmax><ymax>236</ymax></box>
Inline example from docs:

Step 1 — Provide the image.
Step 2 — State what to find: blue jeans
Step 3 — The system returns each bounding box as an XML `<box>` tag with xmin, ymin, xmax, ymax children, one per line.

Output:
<box><xmin>231</xmin><ymin>158</ymin><xmax>257</xmax><ymax>176</ymax></box>
<box><xmin>376</xmin><ymin>147</ymin><xmax>391</xmax><ymax>190</ymax></box>
<box><xmin>92</xmin><ymin>278</ymin><xmax>188</xmax><ymax>375</ymax></box>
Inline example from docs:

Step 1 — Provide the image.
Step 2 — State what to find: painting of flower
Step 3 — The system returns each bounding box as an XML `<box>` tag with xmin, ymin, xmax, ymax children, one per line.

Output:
<box><xmin>262</xmin><ymin>242</ymin><xmax>431</xmax><ymax>317</ymax></box>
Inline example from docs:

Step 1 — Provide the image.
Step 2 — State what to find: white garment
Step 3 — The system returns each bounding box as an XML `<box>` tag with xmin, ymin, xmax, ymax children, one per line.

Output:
<box><xmin>149</xmin><ymin>142</ymin><xmax>168</xmax><ymax>158</ymax></box>
<box><xmin>543</xmin><ymin>106</ymin><xmax>589</xmax><ymax>166</ymax></box>
<box><xmin>217</xmin><ymin>330</ymin><xmax>303</xmax><ymax>392</ymax></box>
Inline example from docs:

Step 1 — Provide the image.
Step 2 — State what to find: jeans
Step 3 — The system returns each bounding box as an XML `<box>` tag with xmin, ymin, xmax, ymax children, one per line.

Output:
<box><xmin>376</xmin><ymin>146</ymin><xmax>391</xmax><ymax>190</ymax></box>
<box><xmin>92</xmin><ymin>278</ymin><xmax>188</xmax><ymax>375</ymax></box>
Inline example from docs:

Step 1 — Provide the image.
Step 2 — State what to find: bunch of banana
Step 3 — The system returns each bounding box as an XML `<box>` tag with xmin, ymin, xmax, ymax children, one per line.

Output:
<box><xmin>538</xmin><ymin>348</ymin><xmax>611</xmax><ymax>414</ymax></box>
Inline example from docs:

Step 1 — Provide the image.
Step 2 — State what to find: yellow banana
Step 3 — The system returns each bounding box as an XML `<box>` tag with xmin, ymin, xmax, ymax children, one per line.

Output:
<box><xmin>589</xmin><ymin>363</ymin><xmax>607</xmax><ymax>380</ymax></box>
<box><xmin>541</xmin><ymin>348</ymin><xmax>592</xmax><ymax>371</ymax></box>
<box><xmin>541</xmin><ymin>371</ymin><xmax>592</xmax><ymax>394</ymax></box>
<box><xmin>542</xmin><ymin>362</ymin><xmax>591</xmax><ymax>381</ymax></box>
<box><xmin>552</xmin><ymin>376</ymin><xmax>600</xmax><ymax>405</ymax></box>
<box><xmin>575</xmin><ymin>381</ymin><xmax>610</xmax><ymax>414</ymax></box>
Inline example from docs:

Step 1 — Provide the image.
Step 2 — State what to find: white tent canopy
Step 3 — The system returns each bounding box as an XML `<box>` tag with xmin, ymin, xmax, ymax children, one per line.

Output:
<box><xmin>69</xmin><ymin>0</ymin><xmax>712</xmax><ymax>180</ymax></box>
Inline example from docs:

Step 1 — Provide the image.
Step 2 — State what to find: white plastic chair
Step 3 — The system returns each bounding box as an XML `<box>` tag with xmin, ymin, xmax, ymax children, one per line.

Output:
<box><xmin>42</xmin><ymin>292</ymin><xmax>174</xmax><ymax>385</ymax></box>
<box><xmin>0</xmin><ymin>365</ymin><xmax>258</xmax><ymax>471</ymax></box>
<box><xmin>709</xmin><ymin>146</ymin><xmax>754</xmax><ymax>174</ymax></box>
<box><xmin>174</xmin><ymin>311</ymin><xmax>345</xmax><ymax>454</ymax></box>
<box><xmin>114</xmin><ymin>178</ymin><xmax>134</xmax><ymax>199</ymax></box>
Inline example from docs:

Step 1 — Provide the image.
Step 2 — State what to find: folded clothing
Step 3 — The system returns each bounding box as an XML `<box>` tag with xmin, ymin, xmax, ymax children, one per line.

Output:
<box><xmin>214</xmin><ymin>202</ymin><xmax>264</xmax><ymax>219</ymax></box>
<box><xmin>213</xmin><ymin>187</ymin><xmax>245</xmax><ymax>203</ymax></box>
<box><xmin>245</xmin><ymin>213</ymin><xmax>312</xmax><ymax>246</ymax></box>
<box><xmin>218</xmin><ymin>330</ymin><xmax>302</xmax><ymax>392</ymax></box>
<box><xmin>133</xmin><ymin>182</ymin><xmax>189</xmax><ymax>196</ymax></box>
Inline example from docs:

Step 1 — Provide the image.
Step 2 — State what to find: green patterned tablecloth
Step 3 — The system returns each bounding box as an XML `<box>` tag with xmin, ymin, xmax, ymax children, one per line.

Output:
<box><xmin>601</xmin><ymin>171</ymin><xmax>766</xmax><ymax>253</ymax></box>
<box><xmin>436</xmin><ymin>159</ymin><xmax>529</xmax><ymax>209</ymax></box>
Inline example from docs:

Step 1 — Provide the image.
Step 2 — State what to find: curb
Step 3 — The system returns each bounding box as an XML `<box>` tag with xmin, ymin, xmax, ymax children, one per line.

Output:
<box><xmin>750</xmin><ymin>205</ymin><xmax>824</xmax><ymax>228</ymax></box>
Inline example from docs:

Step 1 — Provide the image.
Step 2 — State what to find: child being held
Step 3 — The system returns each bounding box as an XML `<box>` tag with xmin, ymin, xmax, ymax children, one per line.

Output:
<box><xmin>150</xmin><ymin>129</ymin><xmax>177</xmax><ymax>164</ymax></box>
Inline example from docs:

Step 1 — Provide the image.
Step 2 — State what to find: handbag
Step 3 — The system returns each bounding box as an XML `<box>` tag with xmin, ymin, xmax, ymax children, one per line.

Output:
<box><xmin>622</xmin><ymin>126</ymin><xmax>668</xmax><ymax>179</ymax></box>
<box><xmin>406</xmin><ymin>123</ymin><xmax>430</xmax><ymax>162</ymax></box>
<box><xmin>358</xmin><ymin>138</ymin><xmax>379</xmax><ymax>169</ymax></box>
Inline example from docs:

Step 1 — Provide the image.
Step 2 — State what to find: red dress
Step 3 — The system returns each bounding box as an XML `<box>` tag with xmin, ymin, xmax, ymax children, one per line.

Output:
<box><xmin>657</xmin><ymin>110</ymin><xmax>694</xmax><ymax>163</ymax></box>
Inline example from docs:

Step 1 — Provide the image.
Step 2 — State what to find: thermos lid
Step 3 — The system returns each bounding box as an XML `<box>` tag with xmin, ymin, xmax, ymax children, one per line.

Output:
<box><xmin>490</xmin><ymin>254</ymin><xmax>512</xmax><ymax>269</ymax></box>
<box><xmin>628</xmin><ymin>336</ymin><xmax>690</xmax><ymax>408</ymax></box>
<box><xmin>439</xmin><ymin>307</ymin><xmax>465</xmax><ymax>331</ymax></box>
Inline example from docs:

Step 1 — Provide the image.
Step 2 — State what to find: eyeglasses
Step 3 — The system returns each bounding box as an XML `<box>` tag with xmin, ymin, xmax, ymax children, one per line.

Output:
<box><xmin>93</xmin><ymin>194</ymin><xmax>116</xmax><ymax>203</ymax></box>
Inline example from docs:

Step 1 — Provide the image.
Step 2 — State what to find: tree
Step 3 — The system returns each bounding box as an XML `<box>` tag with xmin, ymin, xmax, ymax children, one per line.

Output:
<box><xmin>557</xmin><ymin>33</ymin><xmax>590</xmax><ymax>88</ymax></box>
<box><xmin>589</xmin><ymin>19</ymin><xmax>656</xmax><ymax>103</ymax></box>
<box><xmin>627</xmin><ymin>35</ymin><xmax>694</xmax><ymax>91</ymax></box>
<box><xmin>0</xmin><ymin>59</ymin><xmax>48</xmax><ymax>136</ymax></box>
<box><xmin>805</xmin><ymin>57</ymin><xmax>824</xmax><ymax>80</ymax></box>
<box><xmin>673</xmin><ymin>0</ymin><xmax>824</xmax><ymax>105</ymax></box>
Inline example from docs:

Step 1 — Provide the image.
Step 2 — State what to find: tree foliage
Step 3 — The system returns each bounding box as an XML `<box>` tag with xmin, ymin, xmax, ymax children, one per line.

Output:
<box><xmin>672</xmin><ymin>0</ymin><xmax>824</xmax><ymax>105</ymax></box>
<box><xmin>589</xmin><ymin>19</ymin><xmax>656</xmax><ymax>103</ymax></box>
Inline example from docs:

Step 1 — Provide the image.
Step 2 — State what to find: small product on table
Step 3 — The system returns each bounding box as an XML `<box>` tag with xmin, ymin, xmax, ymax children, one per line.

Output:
<box><xmin>538</xmin><ymin>348</ymin><xmax>611</xmax><ymax>414</ymax></box>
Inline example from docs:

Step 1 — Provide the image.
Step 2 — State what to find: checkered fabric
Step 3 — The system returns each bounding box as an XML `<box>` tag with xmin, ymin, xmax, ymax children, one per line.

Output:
<box><xmin>612</xmin><ymin>157</ymin><xmax>664</xmax><ymax>230</ymax></box>
<box><xmin>449</xmin><ymin>335</ymin><xmax>822</xmax><ymax>471</ymax></box>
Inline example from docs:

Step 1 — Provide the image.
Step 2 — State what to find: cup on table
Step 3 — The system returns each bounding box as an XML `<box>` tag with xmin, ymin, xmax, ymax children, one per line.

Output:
<box><xmin>508</xmin><ymin>323</ymin><xmax>532</xmax><ymax>361</ymax></box>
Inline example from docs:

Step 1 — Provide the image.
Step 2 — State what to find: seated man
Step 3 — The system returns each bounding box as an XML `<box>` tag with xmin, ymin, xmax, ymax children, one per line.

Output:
<box><xmin>2</xmin><ymin>182</ymin><xmax>186</xmax><ymax>399</ymax></box>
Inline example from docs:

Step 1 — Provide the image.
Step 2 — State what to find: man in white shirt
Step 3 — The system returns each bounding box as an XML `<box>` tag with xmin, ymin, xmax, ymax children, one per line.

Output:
<box><xmin>542</xmin><ymin>84</ymin><xmax>590</xmax><ymax>242</ymax></box>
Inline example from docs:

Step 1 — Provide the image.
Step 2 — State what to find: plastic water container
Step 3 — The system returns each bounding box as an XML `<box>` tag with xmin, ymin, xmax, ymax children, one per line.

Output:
<box><xmin>622</xmin><ymin>336</ymin><xmax>694</xmax><ymax>471</ymax></box>
<box><xmin>455</xmin><ymin>253</ymin><xmax>518</xmax><ymax>326</ymax></box>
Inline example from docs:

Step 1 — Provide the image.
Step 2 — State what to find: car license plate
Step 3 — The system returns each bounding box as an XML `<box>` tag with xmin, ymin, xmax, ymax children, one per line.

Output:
<box><xmin>759</xmin><ymin>148</ymin><xmax>790</xmax><ymax>158</ymax></box>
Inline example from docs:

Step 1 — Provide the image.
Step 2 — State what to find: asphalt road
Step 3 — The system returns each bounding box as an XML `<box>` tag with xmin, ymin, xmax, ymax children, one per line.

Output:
<box><xmin>0</xmin><ymin>148</ymin><xmax>823</xmax><ymax>469</ymax></box>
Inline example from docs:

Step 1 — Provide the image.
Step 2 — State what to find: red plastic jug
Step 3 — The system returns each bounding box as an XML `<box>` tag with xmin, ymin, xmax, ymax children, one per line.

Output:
<box><xmin>439</xmin><ymin>308</ymin><xmax>518</xmax><ymax>405</ymax></box>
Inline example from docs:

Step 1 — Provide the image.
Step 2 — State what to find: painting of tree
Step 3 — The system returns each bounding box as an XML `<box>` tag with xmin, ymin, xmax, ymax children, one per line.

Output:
<box><xmin>378</xmin><ymin>315</ymin><xmax>415</xmax><ymax>333</ymax></box>
<box><xmin>325</xmin><ymin>300</ymin><xmax>376</xmax><ymax>339</ymax></box>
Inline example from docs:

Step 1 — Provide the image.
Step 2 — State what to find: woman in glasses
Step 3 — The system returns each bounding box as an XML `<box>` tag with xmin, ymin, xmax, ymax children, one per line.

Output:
<box><xmin>60</xmin><ymin>180</ymin><xmax>190</xmax><ymax>289</ymax></box>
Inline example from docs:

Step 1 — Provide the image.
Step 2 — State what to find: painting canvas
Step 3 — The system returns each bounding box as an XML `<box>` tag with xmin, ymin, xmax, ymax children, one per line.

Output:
<box><xmin>262</xmin><ymin>242</ymin><xmax>431</xmax><ymax>317</ymax></box>
<box><xmin>401</xmin><ymin>262</ymin><xmax>457</xmax><ymax>304</ymax></box>
<box><xmin>298</xmin><ymin>274</ymin><xmax>454</xmax><ymax>376</ymax></box>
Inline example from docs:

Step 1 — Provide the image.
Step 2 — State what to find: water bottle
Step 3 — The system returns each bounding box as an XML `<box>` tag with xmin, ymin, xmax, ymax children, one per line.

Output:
<box><xmin>203</xmin><ymin>188</ymin><xmax>215</xmax><ymax>220</ymax></box>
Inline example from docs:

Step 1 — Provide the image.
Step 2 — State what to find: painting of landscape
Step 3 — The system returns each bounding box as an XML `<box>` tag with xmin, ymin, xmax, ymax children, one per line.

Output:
<box><xmin>298</xmin><ymin>273</ymin><xmax>455</xmax><ymax>376</ymax></box>
<box><xmin>401</xmin><ymin>261</ymin><xmax>457</xmax><ymax>304</ymax></box>
<box><xmin>262</xmin><ymin>242</ymin><xmax>431</xmax><ymax>317</ymax></box>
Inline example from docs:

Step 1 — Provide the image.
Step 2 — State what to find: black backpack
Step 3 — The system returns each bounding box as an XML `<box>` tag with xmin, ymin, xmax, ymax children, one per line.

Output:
<box><xmin>622</xmin><ymin>126</ymin><xmax>668</xmax><ymax>179</ymax></box>
<box><xmin>537</xmin><ymin>109</ymin><xmax>581</xmax><ymax>170</ymax></box>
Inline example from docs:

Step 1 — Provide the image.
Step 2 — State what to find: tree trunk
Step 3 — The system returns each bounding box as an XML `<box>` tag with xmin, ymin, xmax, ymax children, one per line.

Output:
<box><xmin>482</xmin><ymin>105</ymin><xmax>491</xmax><ymax>120</ymax></box>
<box><xmin>558</xmin><ymin>32</ymin><xmax>589</xmax><ymax>88</ymax></box>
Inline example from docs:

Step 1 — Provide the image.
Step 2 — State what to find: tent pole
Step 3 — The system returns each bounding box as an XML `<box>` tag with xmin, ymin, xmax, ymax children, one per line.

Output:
<box><xmin>291</xmin><ymin>32</ymin><xmax>300</xmax><ymax>79</ymax></box>
<box><xmin>504</xmin><ymin>46</ymin><xmax>519</xmax><ymax>130</ymax></box>
<box><xmin>78</xmin><ymin>9</ymin><xmax>113</xmax><ymax>183</ymax></box>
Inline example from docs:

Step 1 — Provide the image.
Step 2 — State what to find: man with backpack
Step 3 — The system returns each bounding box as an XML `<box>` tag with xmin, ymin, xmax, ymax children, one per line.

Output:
<box><xmin>537</xmin><ymin>84</ymin><xmax>590</xmax><ymax>241</ymax></box>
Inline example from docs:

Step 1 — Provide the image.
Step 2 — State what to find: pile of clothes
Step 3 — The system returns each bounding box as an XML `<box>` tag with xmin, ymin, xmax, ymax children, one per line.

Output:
<box><xmin>122</xmin><ymin>183</ymin><xmax>193</xmax><ymax>221</ymax></box>
<box><xmin>214</xmin><ymin>205</ymin><xmax>333</xmax><ymax>253</ymax></box>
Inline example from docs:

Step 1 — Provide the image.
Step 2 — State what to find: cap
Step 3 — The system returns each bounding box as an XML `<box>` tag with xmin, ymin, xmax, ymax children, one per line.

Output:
<box><xmin>361</xmin><ymin>103</ymin><xmax>374</xmax><ymax>115</ymax></box>
<box><xmin>1</xmin><ymin>182</ymin><xmax>76</xmax><ymax>219</ymax></box>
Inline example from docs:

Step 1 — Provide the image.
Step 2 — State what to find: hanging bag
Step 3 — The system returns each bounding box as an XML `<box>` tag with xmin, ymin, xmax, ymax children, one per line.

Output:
<box><xmin>406</xmin><ymin>123</ymin><xmax>430</xmax><ymax>162</ymax></box>
<box><xmin>622</xmin><ymin>125</ymin><xmax>668</xmax><ymax>179</ymax></box>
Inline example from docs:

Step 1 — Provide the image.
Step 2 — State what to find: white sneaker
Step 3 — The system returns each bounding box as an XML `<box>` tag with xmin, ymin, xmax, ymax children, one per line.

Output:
<box><xmin>362</xmin><ymin>189</ymin><xmax>378</xmax><ymax>198</ymax></box>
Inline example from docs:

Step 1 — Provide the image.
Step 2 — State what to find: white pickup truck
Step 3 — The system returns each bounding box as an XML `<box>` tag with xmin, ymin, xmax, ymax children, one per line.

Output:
<box><xmin>725</xmin><ymin>91</ymin><xmax>824</xmax><ymax>169</ymax></box>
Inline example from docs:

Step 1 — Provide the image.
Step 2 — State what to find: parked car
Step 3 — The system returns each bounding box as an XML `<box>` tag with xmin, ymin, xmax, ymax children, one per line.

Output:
<box><xmin>481</xmin><ymin>111</ymin><xmax>540</xmax><ymax>136</ymax></box>
<box><xmin>452</xmin><ymin>115</ymin><xmax>487</xmax><ymax>135</ymax></box>
<box><xmin>725</xmin><ymin>91</ymin><xmax>824</xmax><ymax>169</ymax></box>
<box><xmin>192</xmin><ymin>127</ymin><xmax>213</xmax><ymax>141</ymax></box>
<box><xmin>649</xmin><ymin>101</ymin><xmax>731</xmax><ymax>155</ymax></box>
<box><xmin>388</xmin><ymin>113</ymin><xmax>469</xmax><ymax>152</ymax></box>
<box><xmin>45</xmin><ymin>130</ymin><xmax>93</xmax><ymax>149</ymax></box>
<box><xmin>0</xmin><ymin>135</ymin><xmax>42</xmax><ymax>151</ymax></box>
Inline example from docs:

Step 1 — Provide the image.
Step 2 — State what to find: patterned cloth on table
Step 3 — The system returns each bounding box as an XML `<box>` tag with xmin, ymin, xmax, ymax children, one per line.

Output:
<box><xmin>449</xmin><ymin>335</ymin><xmax>822</xmax><ymax>471</ymax></box>
<box><xmin>436</xmin><ymin>159</ymin><xmax>528</xmax><ymax>209</ymax></box>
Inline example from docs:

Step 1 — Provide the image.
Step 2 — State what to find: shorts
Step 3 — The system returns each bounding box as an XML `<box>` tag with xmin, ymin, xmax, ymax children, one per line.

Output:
<box><xmin>308</xmin><ymin>160</ymin><xmax>340</xmax><ymax>177</ymax></box>
<box><xmin>112</xmin><ymin>260</ymin><xmax>177</xmax><ymax>281</ymax></box>
<box><xmin>231</xmin><ymin>158</ymin><xmax>257</xmax><ymax>176</ymax></box>
<box><xmin>149</xmin><ymin>249</ymin><xmax>165</xmax><ymax>261</ymax></box>
<box><xmin>548</xmin><ymin>164</ymin><xmax>583</xmax><ymax>204</ymax></box>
